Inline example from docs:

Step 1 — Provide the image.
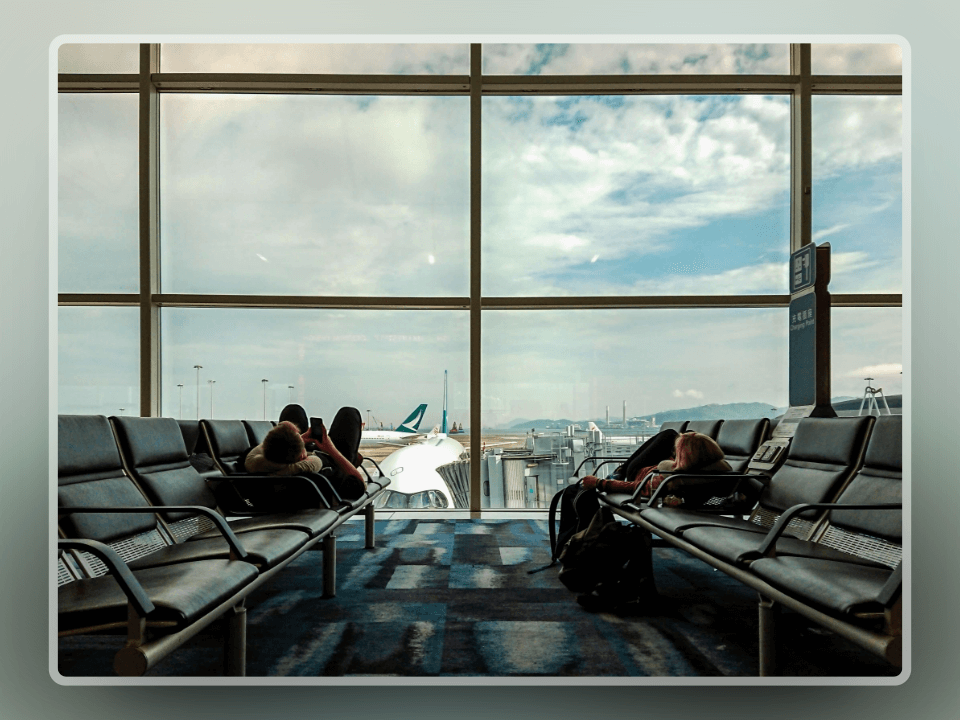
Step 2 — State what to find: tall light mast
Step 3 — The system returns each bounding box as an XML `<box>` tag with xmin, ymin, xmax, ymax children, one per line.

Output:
<box><xmin>442</xmin><ymin>370</ymin><xmax>448</xmax><ymax>434</ymax></box>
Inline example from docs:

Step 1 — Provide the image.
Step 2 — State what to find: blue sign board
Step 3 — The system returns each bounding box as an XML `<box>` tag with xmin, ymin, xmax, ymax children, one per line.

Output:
<box><xmin>789</xmin><ymin>293</ymin><xmax>817</xmax><ymax>407</ymax></box>
<box><xmin>791</xmin><ymin>244</ymin><xmax>816</xmax><ymax>294</ymax></box>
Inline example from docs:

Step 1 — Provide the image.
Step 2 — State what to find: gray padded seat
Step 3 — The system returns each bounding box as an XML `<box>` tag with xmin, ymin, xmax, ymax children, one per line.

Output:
<box><xmin>685</xmin><ymin>419</ymin><xmax>723</xmax><ymax>439</ymax></box>
<box><xmin>685</xmin><ymin>415</ymin><xmax>901</xmax><ymax>567</ymax></box>
<box><xmin>748</xmin><ymin>556</ymin><xmax>895</xmax><ymax>617</ymax></box>
<box><xmin>57</xmin><ymin>415</ymin><xmax>261</xmax><ymax>643</ymax></box>
<box><xmin>749</xmin><ymin>415</ymin><xmax>902</xmax><ymax>613</ymax></box>
<box><xmin>59</xmin><ymin>558</ymin><xmax>258</xmax><ymax>632</ymax></box>
<box><xmin>243</xmin><ymin>419</ymin><xmax>275</xmax><ymax>447</ymax></box>
<box><xmin>658</xmin><ymin>421</ymin><xmax>688</xmax><ymax>433</ymax></box>
<box><xmin>177</xmin><ymin>419</ymin><xmax>201</xmax><ymax>455</ymax></box>
<box><xmin>58</xmin><ymin>415</ymin><xmax>160</xmax><ymax>543</ymax></box>
<box><xmin>641</xmin><ymin>416</ymin><xmax>874</xmax><ymax>539</ymax></box>
<box><xmin>716</xmin><ymin>418</ymin><xmax>770</xmax><ymax>473</ymax></box>
<box><xmin>113</xmin><ymin>416</ymin><xmax>339</xmax><ymax>538</ymax></box>
<box><xmin>201</xmin><ymin>419</ymin><xmax>252</xmax><ymax>474</ymax></box>
<box><xmin>111</xmin><ymin>416</ymin><xmax>330</xmax><ymax>563</ymax></box>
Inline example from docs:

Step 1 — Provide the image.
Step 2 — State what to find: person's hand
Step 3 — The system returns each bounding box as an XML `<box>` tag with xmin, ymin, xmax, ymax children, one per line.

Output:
<box><xmin>303</xmin><ymin>422</ymin><xmax>331</xmax><ymax>452</ymax></box>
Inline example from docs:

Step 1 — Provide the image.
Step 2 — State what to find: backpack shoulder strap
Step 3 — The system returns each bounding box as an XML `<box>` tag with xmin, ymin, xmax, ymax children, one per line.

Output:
<box><xmin>528</xmin><ymin>480</ymin><xmax>579</xmax><ymax>574</ymax></box>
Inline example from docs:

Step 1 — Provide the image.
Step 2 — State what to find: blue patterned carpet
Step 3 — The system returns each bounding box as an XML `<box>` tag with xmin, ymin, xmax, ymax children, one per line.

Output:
<box><xmin>58</xmin><ymin>519</ymin><xmax>901</xmax><ymax>678</ymax></box>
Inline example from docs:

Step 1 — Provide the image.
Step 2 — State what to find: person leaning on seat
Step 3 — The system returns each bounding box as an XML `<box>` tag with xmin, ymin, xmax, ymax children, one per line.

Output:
<box><xmin>245</xmin><ymin>418</ymin><xmax>367</xmax><ymax>500</ymax></box>
<box><xmin>581</xmin><ymin>430</ymin><xmax>731</xmax><ymax>507</ymax></box>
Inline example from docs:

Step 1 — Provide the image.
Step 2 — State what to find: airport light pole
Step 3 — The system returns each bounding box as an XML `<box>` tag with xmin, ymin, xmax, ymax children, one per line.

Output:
<box><xmin>288</xmin><ymin>385</ymin><xmax>294</xmax><ymax>403</ymax></box>
<box><xmin>194</xmin><ymin>365</ymin><xmax>202</xmax><ymax>419</ymax></box>
<box><xmin>262</xmin><ymin>379</ymin><xmax>269</xmax><ymax>420</ymax></box>
<box><xmin>177</xmin><ymin>384</ymin><xmax>184</xmax><ymax>419</ymax></box>
<box><xmin>208</xmin><ymin>379</ymin><xmax>216</xmax><ymax>418</ymax></box>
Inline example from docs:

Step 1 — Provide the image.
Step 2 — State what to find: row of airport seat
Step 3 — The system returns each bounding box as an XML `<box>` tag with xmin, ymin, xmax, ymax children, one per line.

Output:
<box><xmin>596</xmin><ymin>415</ymin><xmax>903</xmax><ymax>675</ymax></box>
<box><xmin>56</xmin><ymin>414</ymin><xmax>390</xmax><ymax>676</ymax></box>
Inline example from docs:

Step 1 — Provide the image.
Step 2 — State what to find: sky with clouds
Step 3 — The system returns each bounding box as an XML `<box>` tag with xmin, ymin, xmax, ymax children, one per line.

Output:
<box><xmin>57</xmin><ymin>42</ymin><xmax>904</xmax><ymax>427</ymax></box>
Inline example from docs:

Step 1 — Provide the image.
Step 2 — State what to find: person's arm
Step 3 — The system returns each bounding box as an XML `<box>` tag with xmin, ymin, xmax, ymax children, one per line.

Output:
<box><xmin>302</xmin><ymin>424</ymin><xmax>365</xmax><ymax>484</ymax></box>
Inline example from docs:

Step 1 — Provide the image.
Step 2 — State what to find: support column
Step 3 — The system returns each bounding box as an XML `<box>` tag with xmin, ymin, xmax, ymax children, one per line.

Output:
<box><xmin>758</xmin><ymin>595</ymin><xmax>779</xmax><ymax>677</ymax></box>
<box><xmin>322</xmin><ymin>533</ymin><xmax>337</xmax><ymax>598</ymax></box>
<box><xmin>469</xmin><ymin>43</ymin><xmax>482</xmax><ymax>514</ymax></box>
<box><xmin>224</xmin><ymin>604</ymin><xmax>247</xmax><ymax>676</ymax></box>
<box><xmin>139</xmin><ymin>43</ymin><xmax>161</xmax><ymax>417</ymax></box>
<box><xmin>790</xmin><ymin>44</ymin><xmax>812</xmax><ymax>255</ymax></box>
<box><xmin>365</xmin><ymin>502</ymin><xmax>376</xmax><ymax>549</ymax></box>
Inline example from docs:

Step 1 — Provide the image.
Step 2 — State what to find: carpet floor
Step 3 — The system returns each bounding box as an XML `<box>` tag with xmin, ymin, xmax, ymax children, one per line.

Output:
<box><xmin>58</xmin><ymin>518</ymin><xmax>902</xmax><ymax>679</ymax></box>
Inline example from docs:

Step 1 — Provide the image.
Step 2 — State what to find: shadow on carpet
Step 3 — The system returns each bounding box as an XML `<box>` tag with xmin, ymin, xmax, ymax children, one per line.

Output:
<box><xmin>58</xmin><ymin>518</ymin><xmax>902</xmax><ymax>678</ymax></box>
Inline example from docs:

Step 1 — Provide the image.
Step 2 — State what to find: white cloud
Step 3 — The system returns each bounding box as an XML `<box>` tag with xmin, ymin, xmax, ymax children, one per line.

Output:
<box><xmin>812</xmin><ymin>223</ymin><xmax>851</xmax><ymax>242</ymax></box>
<box><xmin>673</xmin><ymin>389</ymin><xmax>705</xmax><ymax>400</ymax></box>
<box><xmin>847</xmin><ymin>363</ymin><xmax>903</xmax><ymax>378</ymax></box>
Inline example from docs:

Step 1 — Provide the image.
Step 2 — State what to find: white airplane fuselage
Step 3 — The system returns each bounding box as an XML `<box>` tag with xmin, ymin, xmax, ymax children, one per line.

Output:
<box><xmin>376</xmin><ymin>435</ymin><xmax>465</xmax><ymax>504</ymax></box>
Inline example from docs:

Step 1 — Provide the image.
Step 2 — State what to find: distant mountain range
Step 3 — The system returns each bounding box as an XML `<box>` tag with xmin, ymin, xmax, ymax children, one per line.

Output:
<box><xmin>502</xmin><ymin>396</ymin><xmax>894</xmax><ymax>430</ymax></box>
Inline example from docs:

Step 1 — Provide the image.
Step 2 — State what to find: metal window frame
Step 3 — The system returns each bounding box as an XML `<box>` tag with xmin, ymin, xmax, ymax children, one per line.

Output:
<box><xmin>57</xmin><ymin>42</ymin><xmax>904</xmax><ymax>512</ymax></box>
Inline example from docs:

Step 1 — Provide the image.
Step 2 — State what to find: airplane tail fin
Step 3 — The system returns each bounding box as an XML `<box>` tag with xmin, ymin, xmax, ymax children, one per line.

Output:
<box><xmin>397</xmin><ymin>403</ymin><xmax>428</xmax><ymax>433</ymax></box>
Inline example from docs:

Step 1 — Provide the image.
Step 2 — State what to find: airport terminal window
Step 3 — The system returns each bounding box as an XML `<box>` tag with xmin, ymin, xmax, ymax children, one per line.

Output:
<box><xmin>810</xmin><ymin>43</ymin><xmax>902</xmax><ymax>75</ymax></box>
<box><xmin>481</xmin><ymin>94</ymin><xmax>791</xmax><ymax>297</ymax></box>
<box><xmin>831</xmin><ymin>307</ymin><xmax>903</xmax><ymax>402</ymax></box>
<box><xmin>159</xmin><ymin>94</ymin><xmax>470</xmax><ymax>296</ymax></box>
<box><xmin>58</xmin><ymin>43</ymin><xmax>139</xmax><ymax>73</ymax></box>
<box><xmin>160</xmin><ymin>308</ymin><xmax>469</xmax><ymax>423</ymax></box>
<box><xmin>58</xmin><ymin>93</ymin><xmax>139</xmax><ymax>293</ymax></box>
<box><xmin>56</xmin><ymin>41</ymin><xmax>903</xmax><ymax>511</ymax></box>
<box><xmin>159</xmin><ymin>43</ymin><xmax>470</xmax><ymax>74</ymax></box>
<box><xmin>812</xmin><ymin>96</ymin><xmax>902</xmax><ymax>293</ymax></box>
<box><xmin>482</xmin><ymin>43</ymin><xmax>789</xmax><ymax>74</ymax></box>
<box><xmin>58</xmin><ymin>307</ymin><xmax>140</xmax><ymax>415</ymax></box>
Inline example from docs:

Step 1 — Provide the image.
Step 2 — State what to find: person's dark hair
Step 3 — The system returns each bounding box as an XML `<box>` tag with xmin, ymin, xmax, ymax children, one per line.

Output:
<box><xmin>262</xmin><ymin>421</ymin><xmax>305</xmax><ymax>464</ymax></box>
<box><xmin>278</xmin><ymin>404</ymin><xmax>309</xmax><ymax>433</ymax></box>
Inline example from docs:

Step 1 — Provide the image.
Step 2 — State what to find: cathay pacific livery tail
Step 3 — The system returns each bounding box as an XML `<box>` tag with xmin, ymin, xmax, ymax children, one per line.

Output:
<box><xmin>360</xmin><ymin>404</ymin><xmax>430</xmax><ymax>445</ymax></box>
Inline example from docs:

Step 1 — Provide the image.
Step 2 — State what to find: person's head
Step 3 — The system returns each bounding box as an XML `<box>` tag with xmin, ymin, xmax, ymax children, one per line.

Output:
<box><xmin>672</xmin><ymin>431</ymin><xmax>725</xmax><ymax>470</ymax></box>
<box><xmin>278</xmin><ymin>404</ymin><xmax>309</xmax><ymax>434</ymax></box>
<box><xmin>262</xmin><ymin>421</ymin><xmax>306</xmax><ymax>464</ymax></box>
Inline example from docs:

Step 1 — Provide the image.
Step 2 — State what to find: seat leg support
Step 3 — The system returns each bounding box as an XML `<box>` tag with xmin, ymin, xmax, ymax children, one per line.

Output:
<box><xmin>323</xmin><ymin>533</ymin><xmax>337</xmax><ymax>598</ymax></box>
<box><xmin>758</xmin><ymin>595</ymin><xmax>779</xmax><ymax>677</ymax></box>
<box><xmin>365</xmin><ymin>503</ymin><xmax>376</xmax><ymax>549</ymax></box>
<box><xmin>224</xmin><ymin>605</ymin><xmax>247</xmax><ymax>676</ymax></box>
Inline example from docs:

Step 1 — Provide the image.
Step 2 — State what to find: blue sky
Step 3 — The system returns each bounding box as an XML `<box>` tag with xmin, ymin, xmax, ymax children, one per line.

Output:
<box><xmin>56</xmin><ymin>42</ymin><xmax>903</xmax><ymax>426</ymax></box>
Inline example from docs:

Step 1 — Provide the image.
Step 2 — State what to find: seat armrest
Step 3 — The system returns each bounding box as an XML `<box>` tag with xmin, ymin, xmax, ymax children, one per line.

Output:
<box><xmin>58</xmin><ymin>539</ymin><xmax>156</xmax><ymax>617</ymax></box>
<box><xmin>756</xmin><ymin>502</ymin><xmax>902</xmax><ymax>558</ymax></box>
<box><xmin>60</xmin><ymin>506</ymin><xmax>248</xmax><ymax>560</ymax></box>
<box><xmin>644</xmin><ymin>471</ymin><xmax>766</xmax><ymax>505</ymax></box>
<box><xmin>573</xmin><ymin>456</ymin><xmax>631</xmax><ymax>478</ymax></box>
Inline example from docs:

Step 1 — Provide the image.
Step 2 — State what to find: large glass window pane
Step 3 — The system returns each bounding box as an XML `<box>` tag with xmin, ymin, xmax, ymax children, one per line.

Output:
<box><xmin>811</xmin><ymin>43</ymin><xmax>902</xmax><ymax>75</ymax></box>
<box><xmin>483</xmin><ymin>44</ymin><xmax>789</xmax><ymax>75</ymax></box>
<box><xmin>58</xmin><ymin>307</ymin><xmax>140</xmax><ymax>415</ymax></box>
<box><xmin>813</xmin><ymin>96</ymin><xmax>902</xmax><ymax>294</ymax></box>
<box><xmin>160</xmin><ymin>95</ymin><xmax>470</xmax><ymax>296</ymax></box>
<box><xmin>481</xmin><ymin>308</ymin><xmax>787</xmax><ymax>508</ymax></box>
<box><xmin>161</xmin><ymin>308</ymin><xmax>469</xmax><ymax>424</ymax></box>
<box><xmin>832</xmin><ymin>308</ymin><xmax>902</xmax><ymax>411</ymax></box>
<box><xmin>58</xmin><ymin>43</ymin><xmax>139</xmax><ymax>73</ymax></box>
<box><xmin>482</xmin><ymin>95</ymin><xmax>790</xmax><ymax>296</ymax></box>
<box><xmin>160</xmin><ymin>43</ymin><xmax>469</xmax><ymax>74</ymax></box>
<box><xmin>58</xmin><ymin>94</ymin><xmax>140</xmax><ymax>293</ymax></box>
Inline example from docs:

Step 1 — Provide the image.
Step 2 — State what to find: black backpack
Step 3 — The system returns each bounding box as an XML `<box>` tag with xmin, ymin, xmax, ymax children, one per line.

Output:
<box><xmin>528</xmin><ymin>480</ymin><xmax>600</xmax><ymax>574</ymax></box>
<box><xmin>557</xmin><ymin>505</ymin><xmax>657</xmax><ymax>613</ymax></box>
